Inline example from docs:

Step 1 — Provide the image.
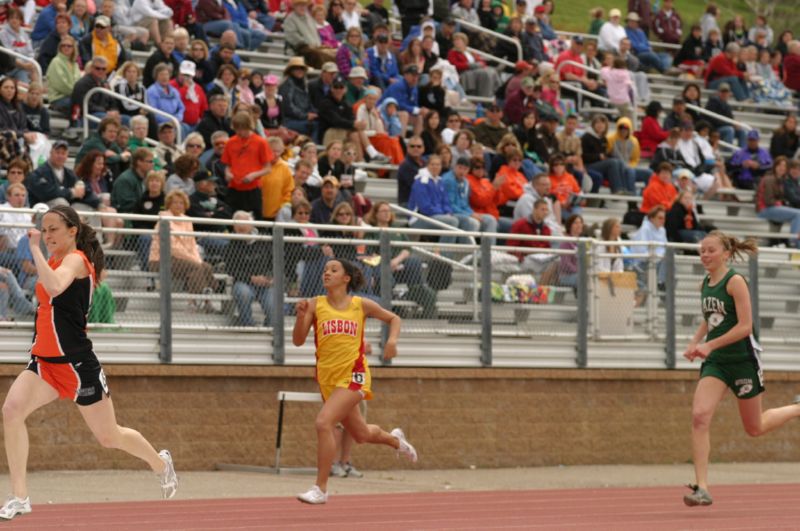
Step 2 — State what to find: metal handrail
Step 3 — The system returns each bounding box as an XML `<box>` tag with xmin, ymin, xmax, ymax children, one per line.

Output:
<box><xmin>0</xmin><ymin>46</ymin><xmax>42</xmax><ymax>82</ymax></box>
<box><xmin>455</xmin><ymin>18</ymin><xmax>523</xmax><ymax>62</ymax></box>
<box><xmin>390</xmin><ymin>203</ymin><xmax>480</xmax><ymax>321</ymax></box>
<box><xmin>82</xmin><ymin>87</ymin><xmax>184</xmax><ymax>143</ymax></box>
<box><xmin>556</xmin><ymin>60</ymin><xmax>639</xmax><ymax>128</ymax></box>
<box><xmin>467</xmin><ymin>46</ymin><xmax>515</xmax><ymax>69</ymax></box>
<box><xmin>685</xmin><ymin>103</ymin><xmax>753</xmax><ymax>132</ymax></box>
<box><xmin>557</xmin><ymin>29</ymin><xmax>680</xmax><ymax>51</ymax></box>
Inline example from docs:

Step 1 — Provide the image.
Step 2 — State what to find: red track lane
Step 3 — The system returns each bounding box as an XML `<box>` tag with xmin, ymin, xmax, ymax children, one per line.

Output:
<box><xmin>5</xmin><ymin>484</ymin><xmax>800</xmax><ymax>530</ymax></box>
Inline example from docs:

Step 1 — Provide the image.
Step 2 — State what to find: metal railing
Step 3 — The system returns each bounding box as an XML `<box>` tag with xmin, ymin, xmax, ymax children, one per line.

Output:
<box><xmin>3</xmin><ymin>206</ymin><xmax>800</xmax><ymax>369</ymax></box>
<box><xmin>455</xmin><ymin>18</ymin><xmax>523</xmax><ymax>62</ymax></box>
<box><xmin>467</xmin><ymin>46</ymin><xmax>515</xmax><ymax>69</ymax></box>
<box><xmin>685</xmin><ymin>103</ymin><xmax>753</xmax><ymax>132</ymax></box>
<box><xmin>0</xmin><ymin>45</ymin><xmax>42</xmax><ymax>82</ymax></box>
<box><xmin>81</xmin><ymin>87</ymin><xmax>184</xmax><ymax>143</ymax></box>
<box><xmin>557</xmin><ymin>29</ymin><xmax>680</xmax><ymax>51</ymax></box>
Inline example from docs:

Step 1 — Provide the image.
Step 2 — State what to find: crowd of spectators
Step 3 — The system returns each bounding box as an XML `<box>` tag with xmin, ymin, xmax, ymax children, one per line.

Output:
<box><xmin>0</xmin><ymin>0</ymin><xmax>800</xmax><ymax>323</ymax></box>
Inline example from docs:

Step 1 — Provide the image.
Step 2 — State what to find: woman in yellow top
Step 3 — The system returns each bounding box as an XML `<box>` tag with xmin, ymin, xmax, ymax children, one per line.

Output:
<box><xmin>293</xmin><ymin>259</ymin><xmax>418</xmax><ymax>505</ymax></box>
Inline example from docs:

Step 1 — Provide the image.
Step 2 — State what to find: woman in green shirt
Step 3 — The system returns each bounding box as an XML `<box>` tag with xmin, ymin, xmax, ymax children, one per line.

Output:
<box><xmin>683</xmin><ymin>231</ymin><xmax>800</xmax><ymax>507</ymax></box>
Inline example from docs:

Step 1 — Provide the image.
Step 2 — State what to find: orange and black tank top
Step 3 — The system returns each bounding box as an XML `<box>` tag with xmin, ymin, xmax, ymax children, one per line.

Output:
<box><xmin>31</xmin><ymin>250</ymin><xmax>96</xmax><ymax>360</ymax></box>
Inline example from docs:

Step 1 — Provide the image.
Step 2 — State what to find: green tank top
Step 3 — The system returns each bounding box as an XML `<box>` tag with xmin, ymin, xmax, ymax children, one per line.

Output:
<box><xmin>701</xmin><ymin>268</ymin><xmax>754</xmax><ymax>363</ymax></box>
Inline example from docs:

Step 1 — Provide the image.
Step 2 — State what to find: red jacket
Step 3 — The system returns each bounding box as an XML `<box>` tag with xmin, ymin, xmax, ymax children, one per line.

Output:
<box><xmin>640</xmin><ymin>174</ymin><xmax>678</xmax><ymax>213</ymax></box>
<box><xmin>704</xmin><ymin>53</ymin><xmax>744</xmax><ymax>86</ymax></box>
<box><xmin>507</xmin><ymin>217</ymin><xmax>552</xmax><ymax>260</ymax></box>
<box><xmin>195</xmin><ymin>0</ymin><xmax>230</xmax><ymax>23</ymax></box>
<box><xmin>635</xmin><ymin>116</ymin><xmax>669</xmax><ymax>156</ymax></box>
<box><xmin>170</xmin><ymin>79</ymin><xmax>208</xmax><ymax>126</ymax></box>
<box><xmin>447</xmin><ymin>50</ymin><xmax>485</xmax><ymax>73</ymax></box>
<box><xmin>164</xmin><ymin>0</ymin><xmax>196</xmax><ymax>26</ymax></box>
<box><xmin>784</xmin><ymin>53</ymin><xmax>800</xmax><ymax>92</ymax></box>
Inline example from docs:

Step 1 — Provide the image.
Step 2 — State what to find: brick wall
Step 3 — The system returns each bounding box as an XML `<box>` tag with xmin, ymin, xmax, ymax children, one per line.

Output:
<box><xmin>1</xmin><ymin>365</ymin><xmax>799</xmax><ymax>471</ymax></box>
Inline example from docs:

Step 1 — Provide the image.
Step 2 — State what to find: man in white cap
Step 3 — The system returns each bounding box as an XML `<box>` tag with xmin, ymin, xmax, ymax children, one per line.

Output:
<box><xmin>598</xmin><ymin>8</ymin><xmax>627</xmax><ymax>53</ymax></box>
<box><xmin>309</xmin><ymin>61</ymin><xmax>340</xmax><ymax>110</ymax></box>
<box><xmin>625</xmin><ymin>12</ymin><xmax>671</xmax><ymax>73</ymax></box>
<box><xmin>283</xmin><ymin>0</ymin><xmax>336</xmax><ymax>67</ymax></box>
<box><xmin>171</xmin><ymin>60</ymin><xmax>208</xmax><ymax>128</ymax></box>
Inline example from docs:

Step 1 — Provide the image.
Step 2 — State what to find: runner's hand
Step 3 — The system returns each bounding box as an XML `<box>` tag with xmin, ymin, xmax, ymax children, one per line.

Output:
<box><xmin>296</xmin><ymin>299</ymin><xmax>310</xmax><ymax>318</ymax></box>
<box><xmin>382</xmin><ymin>339</ymin><xmax>397</xmax><ymax>361</ymax></box>
<box><xmin>28</xmin><ymin>228</ymin><xmax>41</xmax><ymax>249</ymax></box>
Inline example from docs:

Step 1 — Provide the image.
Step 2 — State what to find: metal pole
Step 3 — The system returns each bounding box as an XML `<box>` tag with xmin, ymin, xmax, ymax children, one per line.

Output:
<box><xmin>749</xmin><ymin>252</ymin><xmax>760</xmax><ymax>339</ymax></box>
<box><xmin>664</xmin><ymin>248</ymin><xmax>676</xmax><ymax>369</ymax></box>
<box><xmin>272</xmin><ymin>226</ymin><xmax>285</xmax><ymax>365</ymax></box>
<box><xmin>576</xmin><ymin>241</ymin><xmax>588</xmax><ymax>368</ymax></box>
<box><xmin>158</xmin><ymin>220</ymin><xmax>172</xmax><ymax>363</ymax></box>
<box><xmin>379</xmin><ymin>231</ymin><xmax>393</xmax><ymax>366</ymax></box>
<box><xmin>480</xmin><ymin>237</ymin><xmax>492</xmax><ymax>367</ymax></box>
<box><xmin>647</xmin><ymin>244</ymin><xmax>657</xmax><ymax>339</ymax></box>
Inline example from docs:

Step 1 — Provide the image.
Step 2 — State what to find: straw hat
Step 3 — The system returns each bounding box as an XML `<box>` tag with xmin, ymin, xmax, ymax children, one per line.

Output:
<box><xmin>283</xmin><ymin>56</ymin><xmax>308</xmax><ymax>75</ymax></box>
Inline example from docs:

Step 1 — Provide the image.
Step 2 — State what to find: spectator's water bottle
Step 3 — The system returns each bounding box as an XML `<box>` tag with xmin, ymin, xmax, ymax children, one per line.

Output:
<box><xmin>475</xmin><ymin>103</ymin><xmax>484</xmax><ymax>119</ymax></box>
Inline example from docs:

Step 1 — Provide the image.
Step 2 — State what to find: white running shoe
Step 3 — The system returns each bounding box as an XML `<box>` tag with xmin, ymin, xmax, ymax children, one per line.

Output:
<box><xmin>0</xmin><ymin>496</ymin><xmax>31</xmax><ymax>520</ymax></box>
<box><xmin>343</xmin><ymin>462</ymin><xmax>364</xmax><ymax>478</ymax></box>
<box><xmin>297</xmin><ymin>485</ymin><xmax>328</xmax><ymax>504</ymax></box>
<box><xmin>391</xmin><ymin>428</ymin><xmax>418</xmax><ymax>463</ymax></box>
<box><xmin>330</xmin><ymin>462</ymin><xmax>347</xmax><ymax>477</ymax></box>
<box><xmin>158</xmin><ymin>449</ymin><xmax>178</xmax><ymax>499</ymax></box>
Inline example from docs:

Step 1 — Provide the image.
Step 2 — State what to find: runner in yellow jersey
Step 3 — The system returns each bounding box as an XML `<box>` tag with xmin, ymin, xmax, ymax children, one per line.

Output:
<box><xmin>293</xmin><ymin>259</ymin><xmax>418</xmax><ymax>505</ymax></box>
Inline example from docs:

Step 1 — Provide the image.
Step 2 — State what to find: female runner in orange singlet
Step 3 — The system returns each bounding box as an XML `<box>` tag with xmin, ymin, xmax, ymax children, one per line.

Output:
<box><xmin>0</xmin><ymin>206</ymin><xmax>178</xmax><ymax>521</ymax></box>
<box><xmin>293</xmin><ymin>258</ymin><xmax>417</xmax><ymax>504</ymax></box>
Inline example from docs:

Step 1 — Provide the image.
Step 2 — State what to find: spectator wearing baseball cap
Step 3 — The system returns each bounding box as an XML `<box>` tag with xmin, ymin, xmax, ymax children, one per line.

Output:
<box><xmin>171</xmin><ymin>60</ymin><xmax>208</xmax><ymax>127</ymax></box>
<box><xmin>309</xmin><ymin>61</ymin><xmax>340</xmax><ymax>110</ymax></box>
<box><xmin>521</xmin><ymin>17</ymin><xmax>546</xmax><ymax>64</ymax></box>
<box><xmin>380</xmin><ymin>64</ymin><xmax>425</xmax><ymax>136</ymax></box>
<box><xmin>533</xmin><ymin>4</ymin><xmax>556</xmax><ymax>40</ymax></box>
<box><xmin>598</xmin><ymin>8</ymin><xmax>627</xmax><ymax>53</ymax></box>
<box><xmin>705</xmin><ymin>81</ymin><xmax>747</xmax><ymax>147</ymax></box>
<box><xmin>367</xmin><ymin>32</ymin><xmax>400</xmax><ymax>90</ymax></box>
<box><xmin>729</xmin><ymin>130</ymin><xmax>773</xmax><ymax>189</ymax></box>
<box><xmin>79</xmin><ymin>14</ymin><xmax>127</xmax><ymax>74</ymax></box>
<box><xmin>472</xmin><ymin>104</ymin><xmax>509</xmax><ymax>149</ymax></box>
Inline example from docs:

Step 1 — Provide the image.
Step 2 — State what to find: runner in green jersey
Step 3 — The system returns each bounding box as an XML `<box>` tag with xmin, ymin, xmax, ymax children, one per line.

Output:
<box><xmin>683</xmin><ymin>231</ymin><xmax>800</xmax><ymax>507</ymax></box>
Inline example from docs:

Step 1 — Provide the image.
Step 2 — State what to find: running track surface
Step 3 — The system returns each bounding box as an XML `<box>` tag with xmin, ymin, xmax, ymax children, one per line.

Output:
<box><xmin>6</xmin><ymin>484</ymin><xmax>800</xmax><ymax>530</ymax></box>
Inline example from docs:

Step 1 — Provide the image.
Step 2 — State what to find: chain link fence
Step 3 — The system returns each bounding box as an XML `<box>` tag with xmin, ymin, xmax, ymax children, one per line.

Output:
<box><xmin>2</xmin><ymin>204</ymin><xmax>799</xmax><ymax>366</ymax></box>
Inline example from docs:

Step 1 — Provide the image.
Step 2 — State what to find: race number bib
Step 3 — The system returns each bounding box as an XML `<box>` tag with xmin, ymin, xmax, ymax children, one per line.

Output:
<box><xmin>351</xmin><ymin>372</ymin><xmax>366</xmax><ymax>385</ymax></box>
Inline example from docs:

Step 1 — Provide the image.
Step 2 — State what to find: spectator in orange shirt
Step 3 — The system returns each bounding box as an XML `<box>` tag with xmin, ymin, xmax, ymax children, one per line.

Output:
<box><xmin>547</xmin><ymin>154</ymin><xmax>582</xmax><ymax>221</ymax></box>
<box><xmin>221</xmin><ymin>111</ymin><xmax>275</xmax><ymax>219</ymax></box>
<box><xmin>493</xmin><ymin>148</ymin><xmax>528</xmax><ymax>218</ymax></box>
<box><xmin>640</xmin><ymin>162</ymin><xmax>678</xmax><ymax>214</ymax></box>
<box><xmin>466</xmin><ymin>158</ymin><xmax>513</xmax><ymax>233</ymax></box>
<box><xmin>261</xmin><ymin>137</ymin><xmax>294</xmax><ymax>221</ymax></box>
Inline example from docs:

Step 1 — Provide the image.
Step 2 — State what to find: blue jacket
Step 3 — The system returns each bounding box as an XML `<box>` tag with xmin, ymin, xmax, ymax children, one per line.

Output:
<box><xmin>441</xmin><ymin>172</ymin><xmax>473</xmax><ymax>216</ymax></box>
<box><xmin>367</xmin><ymin>46</ymin><xmax>399</xmax><ymax>87</ymax></box>
<box><xmin>31</xmin><ymin>5</ymin><xmax>57</xmax><ymax>42</ymax></box>
<box><xmin>625</xmin><ymin>27</ymin><xmax>652</xmax><ymax>54</ymax></box>
<box><xmin>146</xmin><ymin>83</ymin><xmax>185</xmax><ymax>124</ymax></box>
<box><xmin>408</xmin><ymin>169</ymin><xmax>452</xmax><ymax>218</ymax></box>
<box><xmin>224</xmin><ymin>1</ymin><xmax>249</xmax><ymax>28</ymax></box>
<box><xmin>538</xmin><ymin>20</ymin><xmax>557</xmax><ymax>41</ymax></box>
<box><xmin>380</xmin><ymin>78</ymin><xmax>418</xmax><ymax>115</ymax></box>
<box><xmin>378</xmin><ymin>97</ymin><xmax>403</xmax><ymax>137</ymax></box>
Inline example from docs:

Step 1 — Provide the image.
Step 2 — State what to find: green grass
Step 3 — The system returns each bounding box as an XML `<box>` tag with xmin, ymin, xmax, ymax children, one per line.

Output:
<box><xmin>551</xmin><ymin>0</ymin><xmax>759</xmax><ymax>35</ymax></box>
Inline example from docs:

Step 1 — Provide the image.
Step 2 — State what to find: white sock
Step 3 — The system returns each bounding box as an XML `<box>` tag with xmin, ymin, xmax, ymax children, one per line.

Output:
<box><xmin>366</xmin><ymin>145</ymin><xmax>380</xmax><ymax>158</ymax></box>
